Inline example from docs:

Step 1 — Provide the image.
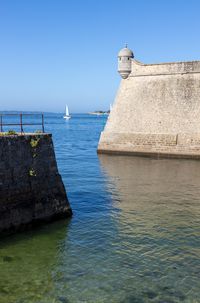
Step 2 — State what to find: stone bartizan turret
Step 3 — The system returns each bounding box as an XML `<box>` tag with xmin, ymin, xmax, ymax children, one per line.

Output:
<box><xmin>118</xmin><ymin>45</ymin><xmax>134</xmax><ymax>79</ymax></box>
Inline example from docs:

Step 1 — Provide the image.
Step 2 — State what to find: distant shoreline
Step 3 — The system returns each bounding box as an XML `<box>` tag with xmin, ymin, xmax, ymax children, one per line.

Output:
<box><xmin>88</xmin><ymin>111</ymin><xmax>109</xmax><ymax>116</ymax></box>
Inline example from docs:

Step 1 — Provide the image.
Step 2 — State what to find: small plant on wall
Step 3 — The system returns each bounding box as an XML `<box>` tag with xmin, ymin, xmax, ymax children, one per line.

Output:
<box><xmin>30</xmin><ymin>136</ymin><xmax>41</xmax><ymax>159</ymax></box>
<box><xmin>29</xmin><ymin>135</ymin><xmax>41</xmax><ymax>176</ymax></box>
<box><xmin>5</xmin><ymin>130</ymin><xmax>18</xmax><ymax>135</ymax></box>
<box><xmin>30</xmin><ymin>137</ymin><xmax>40</xmax><ymax>148</ymax></box>
<box><xmin>29</xmin><ymin>168</ymin><xmax>37</xmax><ymax>177</ymax></box>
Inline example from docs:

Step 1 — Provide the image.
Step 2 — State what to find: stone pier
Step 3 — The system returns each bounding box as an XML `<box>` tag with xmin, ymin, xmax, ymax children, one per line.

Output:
<box><xmin>0</xmin><ymin>133</ymin><xmax>72</xmax><ymax>234</ymax></box>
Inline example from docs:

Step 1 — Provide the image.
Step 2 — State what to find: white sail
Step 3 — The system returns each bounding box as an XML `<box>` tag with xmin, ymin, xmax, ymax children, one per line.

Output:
<box><xmin>66</xmin><ymin>105</ymin><xmax>69</xmax><ymax>116</ymax></box>
<box><xmin>110</xmin><ymin>104</ymin><xmax>113</xmax><ymax>112</ymax></box>
<box><xmin>63</xmin><ymin>104</ymin><xmax>71</xmax><ymax>119</ymax></box>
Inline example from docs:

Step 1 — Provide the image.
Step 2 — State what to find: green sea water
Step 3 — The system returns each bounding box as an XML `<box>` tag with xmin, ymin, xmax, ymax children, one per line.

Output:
<box><xmin>0</xmin><ymin>221</ymin><xmax>71</xmax><ymax>303</ymax></box>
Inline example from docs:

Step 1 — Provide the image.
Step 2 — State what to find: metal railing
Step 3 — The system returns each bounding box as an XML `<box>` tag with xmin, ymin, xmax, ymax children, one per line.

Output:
<box><xmin>0</xmin><ymin>113</ymin><xmax>45</xmax><ymax>134</ymax></box>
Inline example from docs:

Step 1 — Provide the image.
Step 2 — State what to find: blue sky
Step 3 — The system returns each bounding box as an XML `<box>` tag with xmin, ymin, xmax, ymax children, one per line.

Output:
<box><xmin>0</xmin><ymin>0</ymin><xmax>200</xmax><ymax>113</ymax></box>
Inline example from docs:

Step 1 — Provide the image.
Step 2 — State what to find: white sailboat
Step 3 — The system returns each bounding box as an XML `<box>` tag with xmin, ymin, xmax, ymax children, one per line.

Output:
<box><xmin>63</xmin><ymin>105</ymin><xmax>71</xmax><ymax>120</ymax></box>
<box><xmin>109</xmin><ymin>103</ymin><xmax>113</xmax><ymax>113</ymax></box>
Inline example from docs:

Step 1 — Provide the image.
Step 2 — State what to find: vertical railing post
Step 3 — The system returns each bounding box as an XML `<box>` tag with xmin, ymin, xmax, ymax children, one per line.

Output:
<box><xmin>0</xmin><ymin>115</ymin><xmax>3</xmax><ymax>133</ymax></box>
<box><xmin>20</xmin><ymin>113</ymin><xmax>24</xmax><ymax>134</ymax></box>
<box><xmin>42</xmin><ymin>114</ymin><xmax>45</xmax><ymax>133</ymax></box>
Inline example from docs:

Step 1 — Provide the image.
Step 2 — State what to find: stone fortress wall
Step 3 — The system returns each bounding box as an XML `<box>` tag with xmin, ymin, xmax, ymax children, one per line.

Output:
<box><xmin>98</xmin><ymin>48</ymin><xmax>200</xmax><ymax>158</ymax></box>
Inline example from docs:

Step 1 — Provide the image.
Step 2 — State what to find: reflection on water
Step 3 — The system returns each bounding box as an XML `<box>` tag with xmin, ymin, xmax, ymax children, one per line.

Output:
<box><xmin>99</xmin><ymin>155</ymin><xmax>200</xmax><ymax>302</ymax></box>
<box><xmin>1</xmin><ymin>114</ymin><xmax>200</xmax><ymax>302</ymax></box>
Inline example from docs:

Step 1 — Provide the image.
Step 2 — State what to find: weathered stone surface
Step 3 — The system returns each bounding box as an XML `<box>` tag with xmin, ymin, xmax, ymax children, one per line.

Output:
<box><xmin>98</xmin><ymin>58</ymin><xmax>200</xmax><ymax>158</ymax></box>
<box><xmin>0</xmin><ymin>133</ymin><xmax>72</xmax><ymax>235</ymax></box>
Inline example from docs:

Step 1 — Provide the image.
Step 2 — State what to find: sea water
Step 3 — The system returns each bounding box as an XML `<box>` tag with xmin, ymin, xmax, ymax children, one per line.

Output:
<box><xmin>0</xmin><ymin>113</ymin><xmax>200</xmax><ymax>303</ymax></box>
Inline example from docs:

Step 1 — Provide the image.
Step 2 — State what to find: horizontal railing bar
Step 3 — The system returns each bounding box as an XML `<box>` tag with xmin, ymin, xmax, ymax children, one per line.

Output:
<box><xmin>0</xmin><ymin>113</ymin><xmax>43</xmax><ymax>116</ymax></box>
<box><xmin>1</xmin><ymin>123</ymin><xmax>43</xmax><ymax>126</ymax></box>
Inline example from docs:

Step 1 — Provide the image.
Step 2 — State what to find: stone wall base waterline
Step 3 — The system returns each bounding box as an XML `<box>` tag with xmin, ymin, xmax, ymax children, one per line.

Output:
<box><xmin>97</xmin><ymin>132</ymin><xmax>200</xmax><ymax>159</ymax></box>
<box><xmin>0</xmin><ymin>133</ymin><xmax>72</xmax><ymax>235</ymax></box>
